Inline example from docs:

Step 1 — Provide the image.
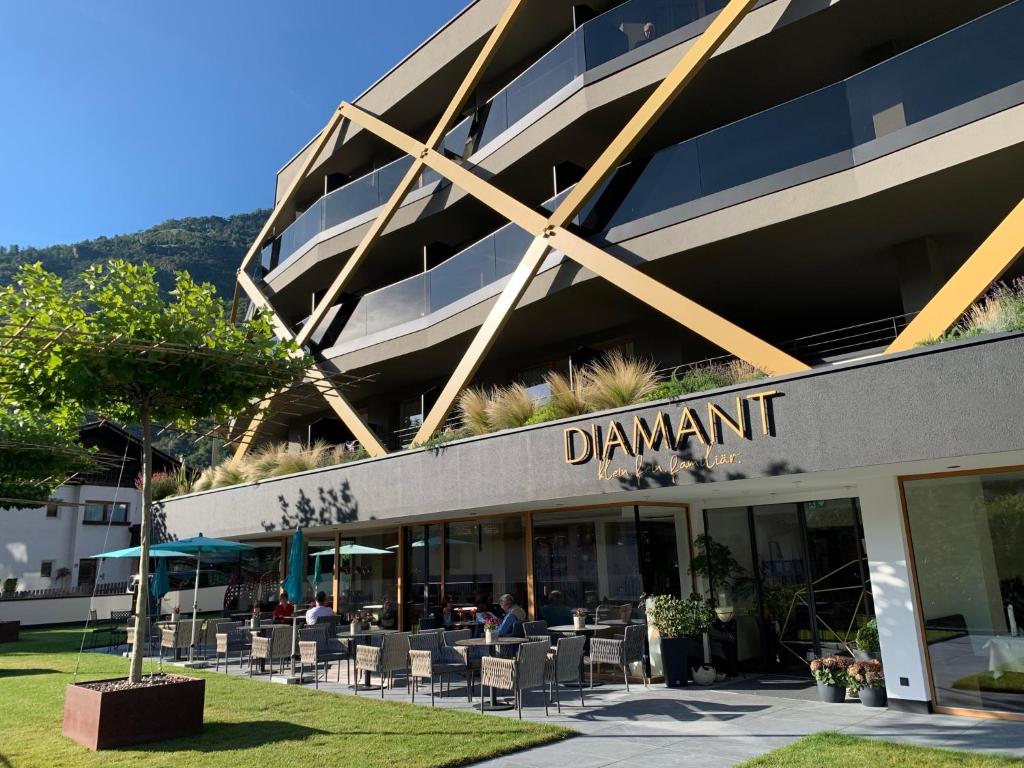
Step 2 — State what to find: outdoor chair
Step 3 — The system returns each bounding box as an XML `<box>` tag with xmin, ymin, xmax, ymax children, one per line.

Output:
<box><xmin>354</xmin><ymin>632</ymin><xmax>409</xmax><ymax>697</ymax></box>
<box><xmin>159</xmin><ymin>619</ymin><xmax>198</xmax><ymax>662</ymax></box>
<box><xmin>266</xmin><ymin>625</ymin><xmax>293</xmax><ymax>673</ymax></box>
<box><xmin>587</xmin><ymin>623</ymin><xmax>646</xmax><ymax>691</ymax></box>
<box><xmin>418</xmin><ymin>616</ymin><xmax>438</xmax><ymax>630</ymax></box>
<box><xmin>108</xmin><ymin>610</ymin><xmax>132</xmax><ymax>651</ymax></box>
<box><xmin>249</xmin><ymin>636</ymin><xmax>272</xmax><ymax>677</ymax></box>
<box><xmin>298</xmin><ymin>641</ymin><xmax>325</xmax><ymax>688</ymax></box>
<box><xmin>522</xmin><ymin>620</ymin><xmax>550</xmax><ymax>643</ymax></box>
<box><xmin>479</xmin><ymin>639</ymin><xmax>550</xmax><ymax>718</ymax></box>
<box><xmin>299</xmin><ymin>624</ymin><xmax>347</xmax><ymax>683</ymax></box>
<box><xmin>215</xmin><ymin>625</ymin><xmax>250</xmax><ymax>673</ymax></box>
<box><xmin>548</xmin><ymin>634</ymin><xmax>586</xmax><ymax>712</ymax></box>
<box><xmin>595</xmin><ymin>602</ymin><xmax>633</xmax><ymax>625</ymax></box>
<box><xmin>127</xmin><ymin>615</ymin><xmax>161</xmax><ymax>657</ymax></box>
<box><xmin>408</xmin><ymin>631</ymin><xmax>469</xmax><ymax>705</ymax></box>
<box><xmin>443</xmin><ymin>629</ymin><xmax>480</xmax><ymax>700</ymax></box>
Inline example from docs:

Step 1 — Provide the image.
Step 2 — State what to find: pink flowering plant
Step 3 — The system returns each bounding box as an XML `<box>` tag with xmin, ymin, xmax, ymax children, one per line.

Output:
<box><xmin>573</xmin><ymin>607</ymin><xmax>588</xmax><ymax>618</ymax></box>
<box><xmin>483</xmin><ymin>618</ymin><xmax>500</xmax><ymax>632</ymax></box>
<box><xmin>809</xmin><ymin>655</ymin><xmax>852</xmax><ymax>687</ymax></box>
<box><xmin>847</xmin><ymin>659</ymin><xmax>885</xmax><ymax>689</ymax></box>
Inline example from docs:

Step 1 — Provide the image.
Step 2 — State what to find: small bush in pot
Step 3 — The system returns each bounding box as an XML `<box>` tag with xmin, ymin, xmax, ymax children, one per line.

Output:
<box><xmin>649</xmin><ymin>594</ymin><xmax>714</xmax><ymax>688</ymax></box>
<box><xmin>848</xmin><ymin>658</ymin><xmax>887</xmax><ymax>707</ymax></box>
<box><xmin>854</xmin><ymin>618</ymin><xmax>881</xmax><ymax>660</ymax></box>
<box><xmin>810</xmin><ymin>655</ymin><xmax>851</xmax><ymax>703</ymax></box>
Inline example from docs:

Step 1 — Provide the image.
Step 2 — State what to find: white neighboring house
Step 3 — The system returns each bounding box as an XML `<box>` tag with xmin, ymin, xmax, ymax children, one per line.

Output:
<box><xmin>0</xmin><ymin>420</ymin><xmax>179</xmax><ymax>593</ymax></box>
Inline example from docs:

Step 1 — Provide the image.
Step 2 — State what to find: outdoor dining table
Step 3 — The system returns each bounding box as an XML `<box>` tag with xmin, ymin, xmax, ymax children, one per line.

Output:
<box><xmin>454</xmin><ymin>636</ymin><xmax>528</xmax><ymax>711</ymax></box>
<box><xmin>336</xmin><ymin>627</ymin><xmax>396</xmax><ymax>688</ymax></box>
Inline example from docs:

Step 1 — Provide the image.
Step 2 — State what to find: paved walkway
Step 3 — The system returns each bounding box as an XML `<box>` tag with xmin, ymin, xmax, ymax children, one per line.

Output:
<box><xmin>106</xmin><ymin>646</ymin><xmax>1024</xmax><ymax>767</ymax></box>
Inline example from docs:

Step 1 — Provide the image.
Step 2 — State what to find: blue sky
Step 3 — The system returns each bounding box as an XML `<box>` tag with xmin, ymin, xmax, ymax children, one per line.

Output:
<box><xmin>0</xmin><ymin>1</ymin><xmax>467</xmax><ymax>247</ymax></box>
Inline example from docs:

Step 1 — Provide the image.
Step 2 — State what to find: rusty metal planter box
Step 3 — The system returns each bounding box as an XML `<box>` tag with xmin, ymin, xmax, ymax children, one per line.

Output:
<box><xmin>62</xmin><ymin>675</ymin><xmax>204</xmax><ymax>750</ymax></box>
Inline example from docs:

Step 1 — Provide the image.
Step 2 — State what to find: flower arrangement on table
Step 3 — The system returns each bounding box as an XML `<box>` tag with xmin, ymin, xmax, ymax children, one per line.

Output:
<box><xmin>573</xmin><ymin>607</ymin><xmax>587</xmax><ymax>617</ymax></box>
<box><xmin>572</xmin><ymin>607</ymin><xmax>588</xmax><ymax>628</ymax></box>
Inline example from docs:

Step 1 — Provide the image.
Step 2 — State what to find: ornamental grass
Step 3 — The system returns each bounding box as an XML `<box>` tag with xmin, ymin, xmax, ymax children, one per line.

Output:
<box><xmin>579</xmin><ymin>350</ymin><xmax>658</xmax><ymax>410</ymax></box>
<box><xmin>544</xmin><ymin>371</ymin><xmax>589</xmax><ymax>418</ymax></box>
<box><xmin>458</xmin><ymin>387</ymin><xmax>493</xmax><ymax>435</ymax></box>
<box><xmin>486</xmin><ymin>383</ymin><xmax>536</xmax><ymax>430</ymax></box>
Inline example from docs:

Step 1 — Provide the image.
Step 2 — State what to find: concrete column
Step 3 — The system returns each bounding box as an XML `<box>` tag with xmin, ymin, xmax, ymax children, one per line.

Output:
<box><xmin>857</xmin><ymin>475</ymin><xmax>932</xmax><ymax>709</ymax></box>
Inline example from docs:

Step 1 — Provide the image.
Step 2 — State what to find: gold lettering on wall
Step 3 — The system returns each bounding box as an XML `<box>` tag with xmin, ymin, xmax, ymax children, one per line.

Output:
<box><xmin>675</xmin><ymin>407</ymin><xmax>709</xmax><ymax>447</ymax></box>
<box><xmin>633</xmin><ymin>412</ymin><xmax>673</xmax><ymax>453</ymax></box>
<box><xmin>746</xmin><ymin>390</ymin><xmax>780</xmax><ymax>436</ymax></box>
<box><xmin>708</xmin><ymin>397</ymin><xmax>747</xmax><ymax>442</ymax></box>
<box><xmin>563</xmin><ymin>427</ymin><xmax>593</xmax><ymax>465</ymax></box>
<box><xmin>603</xmin><ymin>420</ymin><xmax>630</xmax><ymax>460</ymax></box>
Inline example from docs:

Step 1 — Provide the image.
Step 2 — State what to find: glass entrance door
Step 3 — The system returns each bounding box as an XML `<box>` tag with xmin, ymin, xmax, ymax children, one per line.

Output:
<box><xmin>404</xmin><ymin>524</ymin><xmax>440</xmax><ymax>629</ymax></box>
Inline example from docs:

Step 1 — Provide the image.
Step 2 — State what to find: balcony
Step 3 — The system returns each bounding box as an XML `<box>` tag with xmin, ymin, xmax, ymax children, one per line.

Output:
<box><xmin>314</xmin><ymin>0</ymin><xmax>1024</xmax><ymax>355</ymax></box>
<box><xmin>257</xmin><ymin>0</ymin><xmax>739</xmax><ymax>276</ymax></box>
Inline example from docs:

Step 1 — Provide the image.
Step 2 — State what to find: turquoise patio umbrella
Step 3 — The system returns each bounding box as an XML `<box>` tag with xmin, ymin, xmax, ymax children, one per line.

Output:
<box><xmin>150</xmin><ymin>556</ymin><xmax>170</xmax><ymax>617</ymax></box>
<box><xmin>151</xmin><ymin>534</ymin><xmax>254</xmax><ymax>663</ymax></box>
<box><xmin>311</xmin><ymin>550</ymin><xmax>323</xmax><ymax>590</ymax></box>
<box><xmin>281</xmin><ymin>529</ymin><xmax>306</xmax><ymax>603</ymax></box>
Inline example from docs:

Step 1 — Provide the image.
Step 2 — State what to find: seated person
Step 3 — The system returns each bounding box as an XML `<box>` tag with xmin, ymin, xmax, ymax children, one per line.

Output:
<box><xmin>474</xmin><ymin>597</ymin><xmax>499</xmax><ymax>627</ymax></box>
<box><xmin>378</xmin><ymin>594</ymin><xmax>397</xmax><ymax>629</ymax></box>
<box><xmin>496</xmin><ymin>593</ymin><xmax>525</xmax><ymax>637</ymax></box>
<box><xmin>305</xmin><ymin>590</ymin><xmax>334</xmax><ymax>624</ymax></box>
<box><xmin>272</xmin><ymin>593</ymin><xmax>294</xmax><ymax>624</ymax></box>
<box><xmin>540</xmin><ymin>590</ymin><xmax>573</xmax><ymax>627</ymax></box>
<box><xmin>437</xmin><ymin>595</ymin><xmax>456</xmax><ymax>628</ymax></box>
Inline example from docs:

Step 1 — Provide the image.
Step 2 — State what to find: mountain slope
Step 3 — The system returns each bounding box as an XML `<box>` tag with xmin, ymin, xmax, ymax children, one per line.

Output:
<box><xmin>0</xmin><ymin>209</ymin><xmax>269</xmax><ymax>298</ymax></box>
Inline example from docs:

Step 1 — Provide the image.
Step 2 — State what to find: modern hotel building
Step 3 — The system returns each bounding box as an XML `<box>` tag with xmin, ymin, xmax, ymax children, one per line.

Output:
<box><xmin>162</xmin><ymin>0</ymin><xmax>1024</xmax><ymax>719</ymax></box>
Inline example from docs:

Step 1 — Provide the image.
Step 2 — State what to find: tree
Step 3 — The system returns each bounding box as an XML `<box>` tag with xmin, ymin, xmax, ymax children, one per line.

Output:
<box><xmin>0</xmin><ymin>406</ymin><xmax>94</xmax><ymax>507</ymax></box>
<box><xmin>0</xmin><ymin>260</ymin><xmax>309</xmax><ymax>683</ymax></box>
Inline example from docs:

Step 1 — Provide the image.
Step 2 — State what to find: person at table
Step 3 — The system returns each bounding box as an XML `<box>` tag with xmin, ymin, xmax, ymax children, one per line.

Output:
<box><xmin>497</xmin><ymin>593</ymin><xmax>525</xmax><ymax>636</ymax></box>
<box><xmin>306</xmin><ymin>591</ymin><xmax>334</xmax><ymax>624</ymax></box>
<box><xmin>378</xmin><ymin>594</ymin><xmax>397</xmax><ymax>629</ymax></box>
<box><xmin>272</xmin><ymin>592</ymin><xmax>294</xmax><ymax>624</ymax></box>
<box><xmin>541</xmin><ymin>589</ymin><xmax>573</xmax><ymax>627</ymax></box>
<box><xmin>436</xmin><ymin>595</ymin><xmax>456</xmax><ymax>628</ymax></box>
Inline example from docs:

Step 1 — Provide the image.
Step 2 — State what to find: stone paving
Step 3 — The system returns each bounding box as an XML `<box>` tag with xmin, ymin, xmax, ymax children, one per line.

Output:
<box><xmin>107</xmin><ymin>645</ymin><xmax>1024</xmax><ymax>767</ymax></box>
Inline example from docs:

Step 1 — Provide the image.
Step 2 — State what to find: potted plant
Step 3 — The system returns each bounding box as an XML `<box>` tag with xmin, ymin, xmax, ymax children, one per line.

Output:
<box><xmin>854</xmin><ymin>618</ymin><xmax>881</xmax><ymax>660</ymax></box>
<box><xmin>648</xmin><ymin>594</ymin><xmax>714</xmax><ymax>687</ymax></box>
<box><xmin>573</xmin><ymin>607</ymin><xmax>587</xmax><ymax>630</ymax></box>
<box><xmin>848</xmin><ymin>659</ymin><xmax>887</xmax><ymax>707</ymax></box>
<box><xmin>483</xmin><ymin>618</ymin><xmax>499</xmax><ymax>644</ymax></box>
<box><xmin>688</xmin><ymin>535</ymin><xmax>749</xmax><ymax>622</ymax></box>
<box><xmin>810</xmin><ymin>655</ymin><xmax>851</xmax><ymax>703</ymax></box>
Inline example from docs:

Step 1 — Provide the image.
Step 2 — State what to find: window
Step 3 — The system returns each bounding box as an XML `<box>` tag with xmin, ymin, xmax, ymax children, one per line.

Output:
<box><xmin>83</xmin><ymin>501</ymin><xmax>130</xmax><ymax>524</ymax></box>
<box><xmin>45</xmin><ymin>503</ymin><xmax>58</xmax><ymax>518</ymax></box>
<box><xmin>904</xmin><ymin>469</ymin><xmax>1024</xmax><ymax>716</ymax></box>
<box><xmin>40</xmin><ymin>561</ymin><xmax>53</xmax><ymax>578</ymax></box>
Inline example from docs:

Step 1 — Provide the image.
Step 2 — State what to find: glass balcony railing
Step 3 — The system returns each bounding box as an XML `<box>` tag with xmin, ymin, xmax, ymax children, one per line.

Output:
<box><xmin>323</xmin><ymin>0</ymin><xmax>1024</xmax><ymax>352</ymax></box>
<box><xmin>599</xmin><ymin>0</ymin><xmax>1024</xmax><ymax>233</ymax></box>
<box><xmin>267</xmin><ymin>0</ymin><xmax>734</xmax><ymax>271</ymax></box>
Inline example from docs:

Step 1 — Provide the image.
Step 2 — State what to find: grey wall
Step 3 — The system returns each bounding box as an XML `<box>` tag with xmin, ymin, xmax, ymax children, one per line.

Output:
<box><xmin>161</xmin><ymin>332</ymin><xmax>1024</xmax><ymax>539</ymax></box>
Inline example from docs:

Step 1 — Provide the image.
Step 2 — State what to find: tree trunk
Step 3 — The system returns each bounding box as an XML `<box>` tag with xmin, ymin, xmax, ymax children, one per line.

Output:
<box><xmin>128</xmin><ymin>400</ymin><xmax>153</xmax><ymax>684</ymax></box>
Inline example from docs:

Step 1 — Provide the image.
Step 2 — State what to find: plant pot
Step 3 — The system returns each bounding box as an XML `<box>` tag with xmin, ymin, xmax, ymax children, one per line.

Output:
<box><xmin>63</xmin><ymin>675</ymin><xmax>204</xmax><ymax>750</ymax></box>
<box><xmin>660</xmin><ymin>637</ymin><xmax>689</xmax><ymax>688</ymax></box>
<box><xmin>573</xmin><ymin>616</ymin><xmax>586</xmax><ymax>630</ymax></box>
<box><xmin>692</xmin><ymin>665</ymin><xmax>716</xmax><ymax>685</ymax></box>
<box><xmin>0</xmin><ymin>621</ymin><xmax>20</xmax><ymax>643</ymax></box>
<box><xmin>816</xmin><ymin>680</ymin><xmax>846</xmax><ymax>703</ymax></box>
<box><xmin>485</xmin><ymin>629</ymin><xmax>495</xmax><ymax>644</ymax></box>
<box><xmin>859</xmin><ymin>686</ymin><xmax>887</xmax><ymax>707</ymax></box>
<box><xmin>854</xmin><ymin>649</ymin><xmax>881</xmax><ymax>661</ymax></box>
<box><xmin>350</xmin><ymin>622</ymin><xmax>359</xmax><ymax>635</ymax></box>
<box><xmin>715</xmin><ymin>606</ymin><xmax>735</xmax><ymax>623</ymax></box>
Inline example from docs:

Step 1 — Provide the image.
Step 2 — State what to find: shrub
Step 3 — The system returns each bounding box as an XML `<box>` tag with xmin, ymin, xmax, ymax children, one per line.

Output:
<box><xmin>544</xmin><ymin>371</ymin><xmax>590</xmax><ymax>418</ymax></box>
<box><xmin>927</xmin><ymin>278</ymin><xmax>1024</xmax><ymax>345</ymax></box>
<box><xmin>581</xmin><ymin>350</ymin><xmax>658</xmax><ymax>410</ymax></box>
<box><xmin>327</xmin><ymin>445</ymin><xmax>369</xmax><ymax>465</ymax></box>
<box><xmin>647</xmin><ymin>359</ymin><xmax>763</xmax><ymax>401</ymax></box>
<box><xmin>525</xmin><ymin>402</ymin><xmax>560</xmax><ymax>426</ymax></box>
<box><xmin>647</xmin><ymin>594</ymin><xmax>715</xmax><ymax>638</ymax></box>
<box><xmin>486</xmin><ymin>384</ymin><xmax>535</xmax><ymax>430</ymax></box>
<box><xmin>458</xmin><ymin>387</ymin><xmax>492</xmax><ymax>435</ymax></box>
<box><xmin>411</xmin><ymin>426</ymin><xmax>473</xmax><ymax>450</ymax></box>
<box><xmin>809</xmin><ymin>655</ymin><xmax>852</xmax><ymax>686</ymax></box>
<box><xmin>855</xmin><ymin>618</ymin><xmax>880</xmax><ymax>653</ymax></box>
<box><xmin>137</xmin><ymin>471</ymin><xmax>178</xmax><ymax>501</ymax></box>
<box><xmin>847</xmin><ymin>659</ymin><xmax>885</xmax><ymax>689</ymax></box>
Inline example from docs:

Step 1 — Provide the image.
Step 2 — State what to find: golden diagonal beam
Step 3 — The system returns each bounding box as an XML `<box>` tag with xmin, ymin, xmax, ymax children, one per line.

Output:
<box><xmin>231</xmin><ymin>106</ymin><xmax>348</xmax><ymax>322</ymax></box>
<box><xmin>234</xmin><ymin>271</ymin><xmax>388</xmax><ymax>460</ymax></box>
<box><xmin>235</xmin><ymin>0</ymin><xmax>528</xmax><ymax>455</ymax></box>
<box><xmin>296</xmin><ymin>0</ymin><xmax>528</xmax><ymax>347</ymax></box>
<box><xmin>409</xmin><ymin>0</ymin><xmax>773</xmax><ymax>442</ymax></box>
<box><xmin>887</xmin><ymin>197</ymin><xmax>1024</xmax><ymax>353</ymax></box>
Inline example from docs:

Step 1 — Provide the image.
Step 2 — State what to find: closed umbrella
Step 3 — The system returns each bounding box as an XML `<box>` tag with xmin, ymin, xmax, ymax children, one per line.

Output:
<box><xmin>312</xmin><ymin>551</ymin><xmax>323</xmax><ymax>590</ymax></box>
<box><xmin>281</xmin><ymin>528</ymin><xmax>306</xmax><ymax>603</ymax></box>
<box><xmin>151</xmin><ymin>534</ymin><xmax>253</xmax><ymax>664</ymax></box>
<box><xmin>150</xmin><ymin>556</ymin><xmax>170</xmax><ymax>617</ymax></box>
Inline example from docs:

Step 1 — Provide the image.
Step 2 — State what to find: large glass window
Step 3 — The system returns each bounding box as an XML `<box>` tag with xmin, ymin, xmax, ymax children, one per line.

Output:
<box><xmin>904</xmin><ymin>470</ymin><xmax>1024</xmax><ymax>715</ymax></box>
<box><xmin>404</xmin><ymin>524</ymin><xmax>441</xmax><ymax>629</ymax></box>
<box><xmin>83</xmin><ymin>501</ymin><xmax>129</xmax><ymax>524</ymax></box>
<box><xmin>333</xmin><ymin>531</ymin><xmax>399</xmax><ymax>625</ymax></box>
<box><xmin>445</xmin><ymin>517</ymin><xmax>526</xmax><ymax>613</ymax></box>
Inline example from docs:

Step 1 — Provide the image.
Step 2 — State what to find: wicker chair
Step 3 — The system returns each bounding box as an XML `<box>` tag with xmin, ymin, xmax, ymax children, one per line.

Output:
<box><xmin>299</xmin><ymin>624</ymin><xmax>348</xmax><ymax>683</ymax></box>
<box><xmin>159</xmin><ymin>620</ymin><xmax>198</xmax><ymax>662</ymax></box>
<box><xmin>548</xmin><ymin>633</ymin><xmax>586</xmax><ymax>711</ymax></box>
<box><xmin>108</xmin><ymin>610</ymin><xmax>132</xmax><ymax>651</ymax></box>
<box><xmin>298</xmin><ymin>640</ymin><xmax>324</xmax><ymax>688</ymax></box>
<box><xmin>266</xmin><ymin>625</ymin><xmax>293</xmax><ymax>673</ymax></box>
<box><xmin>521</xmin><ymin>620</ymin><xmax>550</xmax><ymax>643</ymax></box>
<box><xmin>587</xmin><ymin>624</ymin><xmax>647</xmax><ymax>690</ymax></box>
<box><xmin>355</xmin><ymin>632</ymin><xmax>409</xmax><ymax>697</ymax></box>
<box><xmin>215</xmin><ymin>625</ymin><xmax>250</xmax><ymax>673</ymax></box>
<box><xmin>408</xmin><ymin>632</ymin><xmax>469</xmax><ymax>706</ymax></box>
<box><xmin>443</xmin><ymin>629</ymin><xmax>480</xmax><ymax>701</ymax></box>
<box><xmin>249</xmin><ymin>635</ymin><xmax>271</xmax><ymax>677</ymax></box>
<box><xmin>479</xmin><ymin>639</ymin><xmax>550</xmax><ymax>719</ymax></box>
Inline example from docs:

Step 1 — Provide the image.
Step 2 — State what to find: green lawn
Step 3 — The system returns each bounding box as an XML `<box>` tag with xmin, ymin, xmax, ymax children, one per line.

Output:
<box><xmin>0</xmin><ymin>626</ymin><xmax>571</xmax><ymax>768</ymax></box>
<box><xmin>738</xmin><ymin>732</ymin><xmax>1024</xmax><ymax>767</ymax></box>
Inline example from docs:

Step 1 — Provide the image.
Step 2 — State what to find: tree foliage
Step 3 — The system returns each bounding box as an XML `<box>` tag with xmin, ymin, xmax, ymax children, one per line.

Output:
<box><xmin>0</xmin><ymin>406</ymin><xmax>94</xmax><ymax>506</ymax></box>
<box><xmin>0</xmin><ymin>258</ymin><xmax>309</xmax><ymax>682</ymax></box>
